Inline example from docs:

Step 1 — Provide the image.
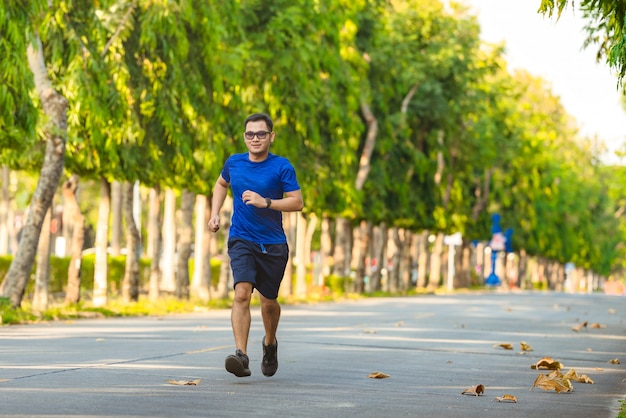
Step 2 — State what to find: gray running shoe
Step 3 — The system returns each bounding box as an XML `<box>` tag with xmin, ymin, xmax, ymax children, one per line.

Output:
<box><xmin>225</xmin><ymin>349</ymin><xmax>251</xmax><ymax>377</ymax></box>
<box><xmin>261</xmin><ymin>338</ymin><xmax>278</xmax><ymax>377</ymax></box>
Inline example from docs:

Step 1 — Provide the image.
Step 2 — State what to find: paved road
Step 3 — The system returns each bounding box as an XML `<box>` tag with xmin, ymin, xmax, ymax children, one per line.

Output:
<box><xmin>1</xmin><ymin>291</ymin><xmax>625</xmax><ymax>418</ymax></box>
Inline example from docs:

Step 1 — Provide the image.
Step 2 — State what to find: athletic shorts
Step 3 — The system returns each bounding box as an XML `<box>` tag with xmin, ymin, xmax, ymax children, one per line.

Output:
<box><xmin>227</xmin><ymin>238</ymin><xmax>289</xmax><ymax>299</ymax></box>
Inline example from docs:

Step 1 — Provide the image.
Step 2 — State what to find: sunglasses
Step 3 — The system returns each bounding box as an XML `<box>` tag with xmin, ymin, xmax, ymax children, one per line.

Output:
<box><xmin>244</xmin><ymin>131</ymin><xmax>272</xmax><ymax>140</ymax></box>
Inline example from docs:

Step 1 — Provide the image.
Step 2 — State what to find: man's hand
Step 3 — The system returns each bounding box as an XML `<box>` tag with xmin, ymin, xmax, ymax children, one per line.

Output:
<box><xmin>208</xmin><ymin>215</ymin><xmax>220</xmax><ymax>232</ymax></box>
<box><xmin>241</xmin><ymin>190</ymin><xmax>265</xmax><ymax>208</ymax></box>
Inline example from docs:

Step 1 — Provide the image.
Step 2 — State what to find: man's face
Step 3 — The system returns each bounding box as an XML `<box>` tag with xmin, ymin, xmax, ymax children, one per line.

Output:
<box><xmin>244</xmin><ymin>120</ymin><xmax>274</xmax><ymax>160</ymax></box>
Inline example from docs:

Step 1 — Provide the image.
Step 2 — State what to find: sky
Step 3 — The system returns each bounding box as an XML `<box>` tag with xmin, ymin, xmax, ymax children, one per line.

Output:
<box><xmin>463</xmin><ymin>0</ymin><xmax>626</xmax><ymax>164</ymax></box>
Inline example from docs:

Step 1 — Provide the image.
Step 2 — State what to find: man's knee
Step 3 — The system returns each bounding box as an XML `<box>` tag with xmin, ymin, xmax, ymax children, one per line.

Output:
<box><xmin>233</xmin><ymin>282</ymin><xmax>253</xmax><ymax>304</ymax></box>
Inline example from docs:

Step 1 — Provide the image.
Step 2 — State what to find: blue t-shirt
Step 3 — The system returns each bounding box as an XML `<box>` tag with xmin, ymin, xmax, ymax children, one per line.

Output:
<box><xmin>222</xmin><ymin>152</ymin><xmax>300</xmax><ymax>244</ymax></box>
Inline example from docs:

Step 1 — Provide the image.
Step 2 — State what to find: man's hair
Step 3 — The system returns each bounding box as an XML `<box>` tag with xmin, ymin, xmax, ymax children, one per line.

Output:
<box><xmin>244</xmin><ymin>113</ymin><xmax>273</xmax><ymax>132</ymax></box>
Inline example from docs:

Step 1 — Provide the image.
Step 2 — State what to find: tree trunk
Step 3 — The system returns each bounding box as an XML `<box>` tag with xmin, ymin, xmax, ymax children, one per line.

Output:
<box><xmin>175</xmin><ymin>189</ymin><xmax>193</xmax><ymax>299</ymax></box>
<box><xmin>93</xmin><ymin>177</ymin><xmax>110</xmax><ymax>307</ymax></box>
<box><xmin>281</xmin><ymin>212</ymin><xmax>296</xmax><ymax>297</ymax></box>
<box><xmin>110</xmin><ymin>181</ymin><xmax>123</xmax><ymax>256</ymax></box>
<box><xmin>295</xmin><ymin>212</ymin><xmax>307</xmax><ymax>297</ymax></box>
<box><xmin>0</xmin><ymin>36</ymin><xmax>67</xmax><ymax>308</ymax></box>
<box><xmin>32</xmin><ymin>208</ymin><xmax>51</xmax><ymax>311</ymax></box>
<box><xmin>63</xmin><ymin>175</ymin><xmax>85</xmax><ymax>304</ymax></box>
<box><xmin>400</xmin><ymin>229</ymin><xmax>412</xmax><ymax>291</ymax></box>
<box><xmin>369</xmin><ymin>223</ymin><xmax>386</xmax><ymax>292</ymax></box>
<box><xmin>388</xmin><ymin>227</ymin><xmax>400</xmax><ymax>293</ymax></box>
<box><xmin>304</xmin><ymin>212</ymin><xmax>317</xmax><ymax>285</ymax></box>
<box><xmin>147</xmin><ymin>185</ymin><xmax>162</xmax><ymax>301</ymax></box>
<box><xmin>416</xmin><ymin>231</ymin><xmax>428</xmax><ymax>289</ymax></box>
<box><xmin>353</xmin><ymin>221</ymin><xmax>371</xmax><ymax>293</ymax></box>
<box><xmin>332</xmin><ymin>217</ymin><xmax>349</xmax><ymax>277</ymax></box>
<box><xmin>215</xmin><ymin>196</ymin><xmax>232</xmax><ymax>299</ymax></box>
<box><xmin>356</xmin><ymin>102</ymin><xmax>378</xmax><ymax>191</ymax></box>
<box><xmin>319</xmin><ymin>216</ymin><xmax>332</xmax><ymax>286</ymax></box>
<box><xmin>122</xmin><ymin>182</ymin><xmax>140</xmax><ymax>302</ymax></box>
<box><xmin>427</xmin><ymin>232</ymin><xmax>444</xmax><ymax>290</ymax></box>
<box><xmin>459</xmin><ymin>243</ymin><xmax>471</xmax><ymax>288</ymax></box>
<box><xmin>191</xmin><ymin>194</ymin><xmax>211</xmax><ymax>301</ymax></box>
<box><xmin>0</xmin><ymin>166</ymin><xmax>10</xmax><ymax>255</ymax></box>
<box><xmin>160</xmin><ymin>188</ymin><xmax>177</xmax><ymax>293</ymax></box>
<box><xmin>517</xmin><ymin>249</ymin><xmax>527</xmax><ymax>289</ymax></box>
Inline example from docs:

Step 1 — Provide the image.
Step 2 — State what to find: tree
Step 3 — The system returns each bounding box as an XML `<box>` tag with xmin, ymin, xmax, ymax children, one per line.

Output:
<box><xmin>0</xmin><ymin>31</ymin><xmax>68</xmax><ymax>307</ymax></box>
<box><xmin>539</xmin><ymin>0</ymin><xmax>626</xmax><ymax>84</ymax></box>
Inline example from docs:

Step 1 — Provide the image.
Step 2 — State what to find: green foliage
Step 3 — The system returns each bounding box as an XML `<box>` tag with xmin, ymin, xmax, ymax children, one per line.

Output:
<box><xmin>324</xmin><ymin>274</ymin><xmax>348</xmax><ymax>295</ymax></box>
<box><xmin>2</xmin><ymin>0</ymin><xmax>626</xmax><ymax>295</ymax></box>
<box><xmin>618</xmin><ymin>398</ymin><xmax>626</xmax><ymax>418</ymax></box>
<box><xmin>539</xmin><ymin>0</ymin><xmax>626</xmax><ymax>85</ymax></box>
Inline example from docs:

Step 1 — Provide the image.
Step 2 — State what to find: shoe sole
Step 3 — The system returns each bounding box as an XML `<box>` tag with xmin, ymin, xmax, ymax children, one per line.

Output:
<box><xmin>225</xmin><ymin>355</ymin><xmax>251</xmax><ymax>377</ymax></box>
<box><xmin>261</xmin><ymin>365</ymin><xmax>277</xmax><ymax>377</ymax></box>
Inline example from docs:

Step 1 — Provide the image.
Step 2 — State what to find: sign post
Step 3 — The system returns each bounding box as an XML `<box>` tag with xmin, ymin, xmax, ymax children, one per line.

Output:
<box><xmin>484</xmin><ymin>214</ymin><xmax>514</xmax><ymax>287</ymax></box>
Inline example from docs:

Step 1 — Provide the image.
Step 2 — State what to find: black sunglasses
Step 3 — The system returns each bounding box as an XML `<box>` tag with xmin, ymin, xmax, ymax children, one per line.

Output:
<box><xmin>244</xmin><ymin>131</ymin><xmax>272</xmax><ymax>140</ymax></box>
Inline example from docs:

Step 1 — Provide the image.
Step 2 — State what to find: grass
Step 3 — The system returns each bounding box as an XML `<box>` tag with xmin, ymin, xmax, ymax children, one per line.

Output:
<box><xmin>0</xmin><ymin>295</ymin><xmax>236</xmax><ymax>325</ymax></box>
<box><xmin>0</xmin><ymin>289</ymin><xmax>358</xmax><ymax>325</ymax></box>
<box><xmin>619</xmin><ymin>398</ymin><xmax>626</xmax><ymax>418</ymax></box>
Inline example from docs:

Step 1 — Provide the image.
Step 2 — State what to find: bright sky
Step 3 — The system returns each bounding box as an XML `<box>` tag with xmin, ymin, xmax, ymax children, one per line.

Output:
<box><xmin>463</xmin><ymin>0</ymin><xmax>626</xmax><ymax>164</ymax></box>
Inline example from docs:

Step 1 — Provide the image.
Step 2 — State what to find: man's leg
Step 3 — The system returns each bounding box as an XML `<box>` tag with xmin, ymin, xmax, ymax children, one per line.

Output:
<box><xmin>232</xmin><ymin>282</ymin><xmax>253</xmax><ymax>353</ymax></box>
<box><xmin>260</xmin><ymin>294</ymin><xmax>280</xmax><ymax>345</ymax></box>
<box><xmin>260</xmin><ymin>294</ymin><xmax>280</xmax><ymax>377</ymax></box>
<box><xmin>225</xmin><ymin>282</ymin><xmax>253</xmax><ymax>377</ymax></box>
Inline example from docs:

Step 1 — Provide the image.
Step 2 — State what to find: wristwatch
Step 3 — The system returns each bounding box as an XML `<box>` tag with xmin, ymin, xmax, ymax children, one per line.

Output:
<box><xmin>265</xmin><ymin>197</ymin><xmax>272</xmax><ymax>208</ymax></box>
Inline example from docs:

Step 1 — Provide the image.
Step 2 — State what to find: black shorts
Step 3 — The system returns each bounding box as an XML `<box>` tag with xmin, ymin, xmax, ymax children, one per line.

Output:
<box><xmin>227</xmin><ymin>238</ymin><xmax>289</xmax><ymax>299</ymax></box>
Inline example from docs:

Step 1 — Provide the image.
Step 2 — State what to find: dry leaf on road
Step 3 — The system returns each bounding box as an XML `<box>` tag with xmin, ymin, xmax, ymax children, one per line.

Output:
<box><xmin>520</xmin><ymin>341</ymin><xmax>534</xmax><ymax>351</ymax></box>
<box><xmin>531</xmin><ymin>371</ymin><xmax>573</xmax><ymax>393</ymax></box>
<box><xmin>495</xmin><ymin>394</ymin><xmax>517</xmax><ymax>403</ymax></box>
<box><xmin>494</xmin><ymin>343</ymin><xmax>514</xmax><ymax>350</ymax></box>
<box><xmin>610</xmin><ymin>358</ymin><xmax>621</xmax><ymax>364</ymax></box>
<box><xmin>166</xmin><ymin>379</ymin><xmax>201</xmax><ymax>386</ymax></box>
<box><xmin>368</xmin><ymin>371</ymin><xmax>390</xmax><ymax>379</ymax></box>
<box><xmin>572</xmin><ymin>321</ymin><xmax>588</xmax><ymax>332</ymax></box>
<box><xmin>531</xmin><ymin>356</ymin><xmax>563</xmax><ymax>370</ymax></box>
<box><xmin>564</xmin><ymin>368</ymin><xmax>594</xmax><ymax>384</ymax></box>
<box><xmin>589</xmin><ymin>323</ymin><xmax>606</xmax><ymax>329</ymax></box>
<box><xmin>462</xmin><ymin>384</ymin><xmax>485</xmax><ymax>396</ymax></box>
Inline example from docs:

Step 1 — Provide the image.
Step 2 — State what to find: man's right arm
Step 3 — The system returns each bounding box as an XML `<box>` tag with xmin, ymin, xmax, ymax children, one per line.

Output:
<box><xmin>208</xmin><ymin>175</ymin><xmax>229</xmax><ymax>232</ymax></box>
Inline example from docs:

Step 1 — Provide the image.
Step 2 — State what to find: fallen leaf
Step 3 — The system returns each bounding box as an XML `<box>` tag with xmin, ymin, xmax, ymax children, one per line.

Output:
<box><xmin>495</xmin><ymin>394</ymin><xmax>517</xmax><ymax>403</ymax></box>
<box><xmin>520</xmin><ymin>341</ymin><xmax>534</xmax><ymax>351</ymax></box>
<box><xmin>368</xmin><ymin>371</ymin><xmax>390</xmax><ymax>379</ymax></box>
<box><xmin>96</xmin><ymin>338</ymin><xmax>105</xmax><ymax>342</ymax></box>
<box><xmin>395</xmin><ymin>321</ymin><xmax>404</xmax><ymax>327</ymax></box>
<box><xmin>585</xmin><ymin>348</ymin><xmax>593</xmax><ymax>352</ymax></box>
<box><xmin>610</xmin><ymin>358</ymin><xmax>621</xmax><ymax>364</ymax></box>
<box><xmin>594</xmin><ymin>367</ymin><xmax>604</xmax><ymax>371</ymax></box>
<box><xmin>363</xmin><ymin>329</ymin><xmax>377</xmax><ymax>334</ymax></box>
<box><xmin>531</xmin><ymin>372</ymin><xmax>573</xmax><ymax>393</ymax></box>
<box><xmin>531</xmin><ymin>356</ymin><xmax>563</xmax><ymax>370</ymax></box>
<box><xmin>608</xmin><ymin>308</ymin><xmax>617</xmax><ymax>314</ymax></box>
<box><xmin>166</xmin><ymin>379</ymin><xmax>201</xmax><ymax>386</ymax></box>
<box><xmin>572</xmin><ymin>321</ymin><xmax>588</xmax><ymax>332</ymax></box>
<box><xmin>564</xmin><ymin>368</ymin><xmax>594</xmax><ymax>384</ymax></box>
<box><xmin>462</xmin><ymin>384</ymin><xmax>485</xmax><ymax>396</ymax></box>
<box><xmin>494</xmin><ymin>343</ymin><xmax>514</xmax><ymax>350</ymax></box>
<box><xmin>589</xmin><ymin>323</ymin><xmax>606</xmax><ymax>329</ymax></box>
